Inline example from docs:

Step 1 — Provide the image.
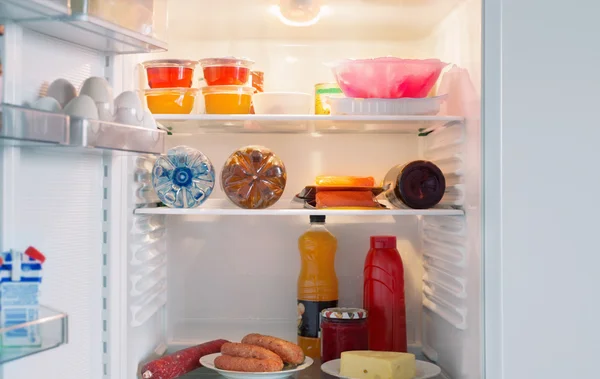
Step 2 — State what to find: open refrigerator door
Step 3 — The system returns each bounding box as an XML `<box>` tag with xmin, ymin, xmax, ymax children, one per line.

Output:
<box><xmin>0</xmin><ymin>1</ymin><xmax>485</xmax><ymax>379</ymax></box>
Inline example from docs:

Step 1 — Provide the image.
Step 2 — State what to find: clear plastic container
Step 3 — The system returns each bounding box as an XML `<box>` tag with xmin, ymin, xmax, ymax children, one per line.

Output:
<box><xmin>71</xmin><ymin>0</ymin><xmax>169</xmax><ymax>40</ymax></box>
<box><xmin>145</xmin><ymin>88</ymin><xmax>198</xmax><ymax>114</ymax></box>
<box><xmin>142</xmin><ymin>59</ymin><xmax>198</xmax><ymax>89</ymax></box>
<box><xmin>202</xmin><ymin>86</ymin><xmax>255</xmax><ymax>114</ymax></box>
<box><xmin>199</xmin><ymin>57</ymin><xmax>255</xmax><ymax>86</ymax></box>
<box><xmin>328</xmin><ymin>95</ymin><xmax>446</xmax><ymax>116</ymax></box>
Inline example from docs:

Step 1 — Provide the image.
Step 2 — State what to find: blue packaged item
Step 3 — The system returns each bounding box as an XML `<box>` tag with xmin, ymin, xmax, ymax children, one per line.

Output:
<box><xmin>0</xmin><ymin>247</ymin><xmax>45</xmax><ymax>347</ymax></box>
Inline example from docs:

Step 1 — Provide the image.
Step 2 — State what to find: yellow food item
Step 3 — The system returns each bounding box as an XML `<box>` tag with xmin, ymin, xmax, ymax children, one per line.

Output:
<box><xmin>340</xmin><ymin>351</ymin><xmax>416</xmax><ymax>379</ymax></box>
<box><xmin>146</xmin><ymin>89</ymin><xmax>197</xmax><ymax>114</ymax></box>
<box><xmin>316</xmin><ymin>176</ymin><xmax>375</xmax><ymax>187</ymax></box>
<box><xmin>204</xmin><ymin>93</ymin><xmax>252</xmax><ymax>114</ymax></box>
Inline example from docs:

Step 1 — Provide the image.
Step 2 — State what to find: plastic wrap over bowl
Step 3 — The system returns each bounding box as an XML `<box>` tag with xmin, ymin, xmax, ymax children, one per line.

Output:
<box><xmin>327</xmin><ymin>57</ymin><xmax>447</xmax><ymax>99</ymax></box>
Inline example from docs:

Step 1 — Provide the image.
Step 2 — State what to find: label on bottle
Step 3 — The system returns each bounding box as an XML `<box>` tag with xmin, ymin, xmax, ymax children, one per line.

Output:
<box><xmin>297</xmin><ymin>299</ymin><xmax>338</xmax><ymax>338</ymax></box>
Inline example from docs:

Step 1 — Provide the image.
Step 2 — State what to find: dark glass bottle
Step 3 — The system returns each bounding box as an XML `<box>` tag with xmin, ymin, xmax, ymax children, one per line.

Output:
<box><xmin>383</xmin><ymin>160</ymin><xmax>445</xmax><ymax>209</ymax></box>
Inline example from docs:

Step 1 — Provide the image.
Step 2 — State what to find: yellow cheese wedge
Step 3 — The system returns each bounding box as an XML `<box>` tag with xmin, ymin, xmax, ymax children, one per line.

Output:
<box><xmin>340</xmin><ymin>351</ymin><xmax>416</xmax><ymax>379</ymax></box>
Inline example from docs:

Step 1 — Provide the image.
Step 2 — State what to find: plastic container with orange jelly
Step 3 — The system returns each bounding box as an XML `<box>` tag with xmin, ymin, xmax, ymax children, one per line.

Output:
<box><xmin>145</xmin><ymin>88</ymin><xmax>198</xmax><ymax>114</ymax></box>
<box><xmin>202</xmin><ymin>86</ymin><xmax>255</xmax><ymax>114</ymax></box>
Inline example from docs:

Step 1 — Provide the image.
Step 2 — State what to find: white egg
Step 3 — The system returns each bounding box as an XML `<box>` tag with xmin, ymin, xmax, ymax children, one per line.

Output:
<box><xmin>113</xmin><ymin>91</ymin><xmax>144</xmax><ymax>126</ymax></box>
<box><xmin>47</xmin><ymin>79</ymin><xmax>77</xmax><ymax>108</ymax></box>
<box><xmin>80</xmin><ymin>77</ymin><xmax>114</xmax><ymax>121</ymax></box>
<box><xmin>63</xmin><ymin>95</ymin><xmax>99</xmax><ymax>120</ymax></box>
<box><xmin>32</xmin><ymin>97</ymin><xmax>62</xmax><ymax>112</ymax></box>
<box><xmin>142</xmin><ymin>109</ymin><xmax>157</xmax><ymax>129</ymax></box>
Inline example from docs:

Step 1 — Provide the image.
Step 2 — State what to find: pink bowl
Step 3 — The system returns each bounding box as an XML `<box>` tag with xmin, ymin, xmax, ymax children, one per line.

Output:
<box><xmin>328</xmin><ymin>57</ymin><xmax>447</xmax><ymax>99</ymax></box>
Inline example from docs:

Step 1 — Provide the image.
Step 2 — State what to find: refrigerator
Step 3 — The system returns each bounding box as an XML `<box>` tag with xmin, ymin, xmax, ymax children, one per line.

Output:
<box><xmin>0</xmin><ymin>0</ymin><xmax>598</xmax><ymax>379</ymax></box>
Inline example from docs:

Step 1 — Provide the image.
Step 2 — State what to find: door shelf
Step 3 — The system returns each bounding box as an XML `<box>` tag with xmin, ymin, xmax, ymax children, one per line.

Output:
<box><xmin>135</xmin><ymin>199</ymin><xmax>464</xmax><ymax>216</ymax></box>
<box><xmin>0</xmin><ymin>0</ymin><xmax>167</xmax><ymax>54</ymax></box>
<box><xmin>0</xmin><ymin>305</ymin><xmax>68</xmax><ymax>364</ymax></box>
<box><xmin>154</xmin><ymin>114</ymin><xmax>464</xmax><ymax>135</ymax></box>
<box><xmin>0</xmin><ymin>103</ymin><xmax>166</xmax><ymax>154</ymax></box>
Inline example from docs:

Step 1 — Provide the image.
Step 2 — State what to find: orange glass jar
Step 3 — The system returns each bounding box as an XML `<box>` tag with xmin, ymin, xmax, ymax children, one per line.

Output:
<box><xmin>145</xmin><ymin>88</ymin><xmax>198</xmax><ymax>114</ymax></box>
<box><xmin>202</xmin><ymin>86</ymin><xmax>254</xmax><ymax>114</ymax></box>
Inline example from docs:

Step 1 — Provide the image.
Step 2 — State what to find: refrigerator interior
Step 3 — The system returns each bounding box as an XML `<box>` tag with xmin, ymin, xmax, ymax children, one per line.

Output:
<box><xmin>0</xmin><ymin>0</ymin><xmax>481</xmax><ymax>378</ymax></box>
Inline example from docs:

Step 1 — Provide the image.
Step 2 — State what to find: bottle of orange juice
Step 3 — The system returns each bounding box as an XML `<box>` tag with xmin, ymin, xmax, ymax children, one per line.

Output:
<box><xmin>297</xmin><ymin>215</ymin><xmax>338</xmax><ymax>359</ymax></box>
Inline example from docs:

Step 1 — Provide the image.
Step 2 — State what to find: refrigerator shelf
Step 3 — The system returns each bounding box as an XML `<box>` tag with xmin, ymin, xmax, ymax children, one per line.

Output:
<box><xmin>135</xmin><ymin>199</ymin><xmax>464</xmax><ymax>216</ymax></box>
<box><xmin>0</xmin><ymin>0</ymin><xmax>167</xmax><ymax>54</ymax></box>
<box><xmin>0</xmin><ymin>103</ymin><xmax>166</xmax><ymax>154</ymax></box>
<box><xmin>0</xmin><ymin>305</ymin><xmax>68</xmax><ymax>364</ymax></box>
<box><xmin>153</xmin><ymin>114</ymin><xmax>464</xmax><ymax>135</ymax></box>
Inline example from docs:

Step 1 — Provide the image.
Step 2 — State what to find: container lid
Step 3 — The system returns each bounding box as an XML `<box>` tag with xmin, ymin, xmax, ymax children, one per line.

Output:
<box><xmin>201</xmin><ymin>85</ymin><xmax>255</xmax><ymax>95</ymax></box>
<box><xmin>321</xmin><ymin>307</ymin><xmax>368</xmax><ymax>319</ymax></box>
<box><xmin>145</xmin><ymin>88</ymin><xmax>199</xmax><ymax>95</ymax></box>
<box><xmin>370</xmin><ymin>236</ymin><xmax>396</xmax><ymax>249</ymax></box>
<box><xmin>142</xmin><ymin>59</ymin><xmax>198</xmax><ymax>68</ymax></box>
<box><xmin>199</xmin><ymin>57</ymin><xmax>255</xmax><ymax>68</ymax></box>
<box><xmin>310</xmin><ymin>215</ymin><xmax>326</xmax><ymax>223</ymax></box>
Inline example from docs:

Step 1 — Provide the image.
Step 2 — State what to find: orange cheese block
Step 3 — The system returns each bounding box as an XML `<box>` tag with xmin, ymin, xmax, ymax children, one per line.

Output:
<box><xmin>316</xmin><ymin>191</ymin><xmax>378</xmax><ymax>208</ymax></box>
<box><xmin>315</xmin><ymin>176</ymin><xmax>375</xmax><ymax>187</ymax></box>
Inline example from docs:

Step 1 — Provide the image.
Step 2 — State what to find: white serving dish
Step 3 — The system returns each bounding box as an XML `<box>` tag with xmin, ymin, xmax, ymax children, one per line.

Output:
<box><xmin>200</xmin><ymin>353</ymin><xmax>314</xmax><ymax>379</ymax></box>
<box><xmin>321</xmin><ymin>358</ymin><xmax>441</xmax><ymax>379</ymax></box>
<box><xmin>253</xmin><ymin>92</ymin><xmax>311</xmax><ymax>115</ymax></box>
<box><xmin>328</xmin><ymin>95</ymin><xmax>446</xmax><ymax>116</ymax></box>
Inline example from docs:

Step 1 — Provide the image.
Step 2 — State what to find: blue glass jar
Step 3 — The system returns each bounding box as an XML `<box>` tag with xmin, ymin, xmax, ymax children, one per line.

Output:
<box><xmin>152</xmin><ymin>145</ymin><xmax>215</xmax><ymax>208</ymax></box>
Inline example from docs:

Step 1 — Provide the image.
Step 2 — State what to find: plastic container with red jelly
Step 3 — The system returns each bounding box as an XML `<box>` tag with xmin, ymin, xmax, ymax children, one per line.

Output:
<box><xmin>142</xmin><ymin>59</ymin><xmax>198</xmax><ymax>89</ymax></box>
<box><xmin>320</xmin><ymin>307</ymin><xmax>369</xmax><ymax>363</ymax></box>
<box><xmin>199</xmin><ymin>57</ymin><xmax>255</xmax><ymax>86</ymax></box>
<box><xmin>363</xmin><ymin>236</ymin><xmax>407</xmax><ymax>352</ymax></box>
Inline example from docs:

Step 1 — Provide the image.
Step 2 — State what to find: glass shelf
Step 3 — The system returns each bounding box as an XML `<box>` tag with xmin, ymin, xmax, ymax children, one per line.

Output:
<box><xmin>154</xmin><ymin>114</ymin><xmax>464</xmax><ymax>135</ymax></box>
<box><xmin>0</xmin><ymin>103</ymin><xmax>166</xmax><ymax>154</ymax></box>
<box><xmin>135</xmin><ymin>199</ymin><xmax>464</xmax><ymax>217</ymax></box>
<box><xmin>0</xmin><ymin>305</ymin><xmax>68</xmax><ymax>364</ymax></box>
<box><xmin>0</xmin><ymin>0</ymin><xmax>167</xmax><ymax>54</ymax></box>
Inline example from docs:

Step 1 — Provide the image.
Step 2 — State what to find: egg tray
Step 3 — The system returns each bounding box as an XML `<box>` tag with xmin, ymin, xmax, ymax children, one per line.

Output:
<box><xmin>0</xmin><ymin>103</ymin><xmax>166</xmax><ymax>154</ymax></box>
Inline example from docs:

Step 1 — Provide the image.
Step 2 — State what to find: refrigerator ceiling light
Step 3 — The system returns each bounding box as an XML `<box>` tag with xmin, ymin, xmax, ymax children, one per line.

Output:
<box><xmin>270</xmin><ymin>0</ymin><xmax>329</xmax><ymax>27</ymax></box>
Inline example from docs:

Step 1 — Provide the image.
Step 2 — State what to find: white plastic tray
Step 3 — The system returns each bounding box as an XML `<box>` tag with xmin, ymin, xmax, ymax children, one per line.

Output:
<box><xmin>328</xmin><ymin>95</ymin><xmax>446</xmax><ymax>116</ymax></box>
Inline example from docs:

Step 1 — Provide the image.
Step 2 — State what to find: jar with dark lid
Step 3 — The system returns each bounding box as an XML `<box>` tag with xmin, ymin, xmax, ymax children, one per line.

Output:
<box><xmin>320</xmin><ymin>307</ymin><xmax>368</xmax><ymax>363</ymax></box>
<box><xmin>383</xmin><ymin>160</ymin><xmax>446</xmax><ymax>209</ymax></box>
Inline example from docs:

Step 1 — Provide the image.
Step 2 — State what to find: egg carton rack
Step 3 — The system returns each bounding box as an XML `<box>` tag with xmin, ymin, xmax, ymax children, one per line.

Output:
<box><xmin>0</xmin><ymin>103</ymin><xmax>166</xmax><ymax>154</ymax></box>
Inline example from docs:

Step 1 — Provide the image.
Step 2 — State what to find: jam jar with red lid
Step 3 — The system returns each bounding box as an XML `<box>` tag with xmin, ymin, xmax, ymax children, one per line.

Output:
<box><xmin>320</xmin><ymin>307</ymin><xmax>368</xmax><ymax>363</ymax></box>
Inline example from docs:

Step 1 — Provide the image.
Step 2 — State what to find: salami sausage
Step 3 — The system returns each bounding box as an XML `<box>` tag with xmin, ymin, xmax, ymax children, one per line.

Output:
<box><xmin>141</xmin><ymin>339</ymin><xmax>228</xmax><ymax>379</ymax></box>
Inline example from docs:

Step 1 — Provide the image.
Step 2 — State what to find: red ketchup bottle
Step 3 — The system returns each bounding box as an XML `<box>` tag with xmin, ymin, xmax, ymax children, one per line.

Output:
<box><xmin>363</xmin><ymin>236</ymin><xmax>407</xmax><ymax>352</ymax></box>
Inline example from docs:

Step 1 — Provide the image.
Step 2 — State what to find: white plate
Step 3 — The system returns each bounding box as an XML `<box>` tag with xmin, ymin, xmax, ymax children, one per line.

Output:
<box><xmin>200</xmin><ymin>353</ymin><xmax>314</xmax><ymax>379</ymax></box>
<box><xmin>321</xmin><ymin>358</ymin><xmax>441</xmax><ymax>379</ymax></box>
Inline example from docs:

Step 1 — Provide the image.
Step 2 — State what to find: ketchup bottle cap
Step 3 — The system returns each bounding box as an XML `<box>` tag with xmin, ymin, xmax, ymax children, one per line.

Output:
<box><xmin>370</xmin><ymin>236</ymin><xmax>397</xmax><ymax>249</ymax></box>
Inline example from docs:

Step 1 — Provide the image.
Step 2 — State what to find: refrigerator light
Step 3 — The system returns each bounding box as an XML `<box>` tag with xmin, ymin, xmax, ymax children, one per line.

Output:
<box><xmin>269</xmin><ymin>2</ymin><xmax>331</xmax><ymax>27</ymax></box>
